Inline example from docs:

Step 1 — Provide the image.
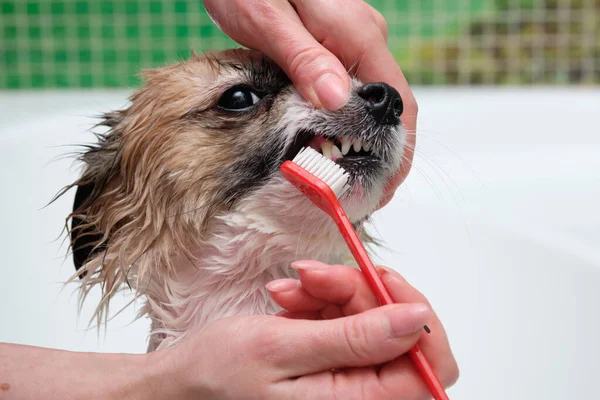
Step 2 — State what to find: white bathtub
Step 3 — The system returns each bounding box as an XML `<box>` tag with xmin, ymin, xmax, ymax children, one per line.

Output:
<box><xmin>1</xmin><ymin>88</ymin><xmax>599</xmax><ymax>399</ymax></box>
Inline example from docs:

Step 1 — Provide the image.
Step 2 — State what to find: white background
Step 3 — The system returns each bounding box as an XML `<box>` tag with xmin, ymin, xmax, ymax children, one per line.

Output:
<box><xmin>1</xmin><ymin>88</ymin><xmax>599</xmax><ymax>399</ymax></box>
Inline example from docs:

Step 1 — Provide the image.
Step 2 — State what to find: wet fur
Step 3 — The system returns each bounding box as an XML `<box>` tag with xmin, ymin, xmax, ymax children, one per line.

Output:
<box><xmin>60</xmin><ymin>49</ymin><xmax>405</xmax><ymax>351</ymax></box>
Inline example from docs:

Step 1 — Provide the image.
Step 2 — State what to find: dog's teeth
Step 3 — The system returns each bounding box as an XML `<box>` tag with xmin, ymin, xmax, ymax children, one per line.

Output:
<box><xmin>363</xmin><ymin>140</ymin><xmax>371</xmax><ymax>152</ymax></box>
<box><xmin>321</xmin><ymin>140</ymin><xmax>333</xmax><ymax>160</ymax></box>
<box><xmin>352</xmin><ymin>138</ymin><xmax>362</xmax><ymax>152</ymax></box>
<box><xmin>331</xmin><ymin>144</ymin><xmax>342</xmax><ymax>159</ymax></box>
<box><xmin>341</xmin><ymin>138</ymin><xmax>351</xmax><ymax>155</ymax></box>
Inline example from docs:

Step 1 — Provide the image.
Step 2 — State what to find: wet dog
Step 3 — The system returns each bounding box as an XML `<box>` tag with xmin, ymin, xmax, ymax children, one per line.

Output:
<box><xmin>62</xmin><ymin>49</ymin><xmax>405</xmax><ymax>351</ymax></box>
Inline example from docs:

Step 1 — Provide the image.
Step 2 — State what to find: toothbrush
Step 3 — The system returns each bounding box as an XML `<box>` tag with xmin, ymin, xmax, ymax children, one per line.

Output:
<box><xmin>281</xmin><ymin>147</ymin><xmax>450</xmax><ymax>400</ymax></box>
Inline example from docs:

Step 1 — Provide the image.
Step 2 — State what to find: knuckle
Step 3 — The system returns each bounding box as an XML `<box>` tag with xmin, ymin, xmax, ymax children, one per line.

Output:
<box><xmin>286</xmin><ymin>46</ymin><xmax>329</xmax><ymax>82</ymax></box>
<box><xmin>240</xmin><ymin>0</ymin><xmax>282</xmax><ymax>26</ymax></box>
<box><xmin>341</xmin><ymin>316</ymin><xmax>376</xmax><ymax>361</ymax></box>
<box><xmin>246</xmin><ymin>320</ymin><xmax>283</xmax><ymax>359</ymax></box>
<box><xmin>371</xmin><ymin>10</ymin><xmax>388</xmax><ymax>40</ymax></box>
<box><xmin>236</xmin><ymin>0</ymin><xmax>256</xmax><ymax>18</ymax></box>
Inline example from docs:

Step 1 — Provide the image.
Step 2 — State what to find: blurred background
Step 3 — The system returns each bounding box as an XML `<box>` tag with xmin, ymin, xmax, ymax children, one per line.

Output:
<box><xmin>1</xmin><ymin>0</ymin><xmax>599</xmax><ymax>89</ymax></box>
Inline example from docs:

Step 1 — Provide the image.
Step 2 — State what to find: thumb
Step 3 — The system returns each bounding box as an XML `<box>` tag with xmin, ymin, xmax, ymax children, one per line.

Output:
<box><xmin>273</xmin><ymin>303</ymin><xmax>430</xmax><ymax>377</ymax></box>
<box><xmin>277</xmin><ymin>42</ymin><xmax>351</xmax><ymax>110</ymax></box>
<box><xmin>251</xmin><ymin>3</ymin><xmax>351</xmax><ymax>110</ymax></box>
<box><xmin>204</xmin><ymin>0</ymin><xmax>350</xmax><ymax>109</ymax></box>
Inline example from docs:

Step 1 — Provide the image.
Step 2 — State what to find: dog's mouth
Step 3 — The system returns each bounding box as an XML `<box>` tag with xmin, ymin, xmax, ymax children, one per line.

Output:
<box><xmin>283</xmin><ymin>130</ymin><xmax>380</xmax><ymax>173</ymax></box>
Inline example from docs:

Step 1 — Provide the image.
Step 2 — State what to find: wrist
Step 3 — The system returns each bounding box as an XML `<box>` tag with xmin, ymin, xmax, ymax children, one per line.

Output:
<box><xmin>83</xmin><ymin>351</ymin><xmax>160</xmax><ymax>400</ymax></box>
<box><xmin>138</xmin><ymin>344</ymin><xmax>214</xmax><ymax>400</ymax></box>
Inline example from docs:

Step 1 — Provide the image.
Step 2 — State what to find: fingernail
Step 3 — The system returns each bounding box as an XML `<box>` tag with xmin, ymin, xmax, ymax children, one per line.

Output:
<box><xmin>291</xmin><ymin>260</ymin><xmax>329</xmax><ymax>271</ymax></box>
<box><xmin>266</xmin><ymin>279</ymin><xmax>301</xmax><ymax>293</ymax></box>
<box><xmin>313</xmin><ymin>73</ymin><xmax>350</xmax><ymax>110</ymax></box>
<box><xmin>385</xmin><ymin>303</ymin><xmax>430</xmax><ymax>337</ymax></box>
<box><xmin>377</xmin><ymin>266</ymin><xmax>406</xmax><ymax>284</ymax></box>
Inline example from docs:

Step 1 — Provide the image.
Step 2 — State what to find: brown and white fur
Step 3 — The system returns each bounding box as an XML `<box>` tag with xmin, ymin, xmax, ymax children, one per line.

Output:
<box><xmin>61</xmin><ymin>49</ymin><xmax>405</xmax><ymax>352</ymax></box>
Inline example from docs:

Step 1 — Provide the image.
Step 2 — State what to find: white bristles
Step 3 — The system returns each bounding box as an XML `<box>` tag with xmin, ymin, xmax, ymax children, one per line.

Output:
<box><xmin>291</xmin><ymin>147</ymin><xmax>350</xmax><ymax>198</ymax></box>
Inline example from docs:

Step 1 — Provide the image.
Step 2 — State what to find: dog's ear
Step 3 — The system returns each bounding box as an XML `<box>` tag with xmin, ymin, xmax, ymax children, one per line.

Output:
<box><xmin>70</xmin><ymin>111</ymin><xmax>124</xmax><ymax>275</ymax></box>
<box><xmin>72</xmin><ymin>182</ymin><xmax>105</xmax><ymax>272</ymax></box>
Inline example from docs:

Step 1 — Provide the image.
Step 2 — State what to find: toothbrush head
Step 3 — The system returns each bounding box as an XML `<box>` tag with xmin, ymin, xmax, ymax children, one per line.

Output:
<box><xmin>280</xmin><ymin>147</ymin><xmax>349</xmax><ymax>216</ymax></box>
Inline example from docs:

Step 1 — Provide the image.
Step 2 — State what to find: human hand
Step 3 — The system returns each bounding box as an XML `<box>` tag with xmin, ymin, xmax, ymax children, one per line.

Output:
<box><xmin>151</xmin><ymin>261</ymin><xmax>456</xmax><ymax>400</ymax></box>
<box><xmin>202</xmin><ymin>0</ymin><xmax>417</xmax><ymax>206</ymax></box>
<box><xmin>267</xmin><ymin>260</ymin><xmax>459</xmax><ymax>399</ymax></box>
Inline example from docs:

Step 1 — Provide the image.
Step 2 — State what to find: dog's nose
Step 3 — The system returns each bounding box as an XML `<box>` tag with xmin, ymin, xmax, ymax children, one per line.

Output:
<box><xmin>357</xmin><ymin>82</ymin><xmax>403</xmax><ymax>125</ymax></box>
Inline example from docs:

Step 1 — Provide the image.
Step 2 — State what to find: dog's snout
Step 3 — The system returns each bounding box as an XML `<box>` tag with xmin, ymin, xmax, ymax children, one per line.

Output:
<box><xmin>357</xmin><ymin>82</ymin><xmax>403</xmax><ymax>125</ymax></box>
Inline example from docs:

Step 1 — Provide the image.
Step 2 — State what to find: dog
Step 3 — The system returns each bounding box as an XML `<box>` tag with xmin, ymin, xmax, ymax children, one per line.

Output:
<box><xmin>62</xmin><ymin>49</ymin><xmax>405</xmax><ymax>351</ymax></box>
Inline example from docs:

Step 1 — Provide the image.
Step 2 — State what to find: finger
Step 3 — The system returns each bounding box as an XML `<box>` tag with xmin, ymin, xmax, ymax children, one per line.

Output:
<box><xmin>263</xmin><ymin>303</ymin><xmax>430</xmax><ymax>377</ymax></box>
<box><xmin>291</xmin><ymin>260</ymin><xmax>380</xmax><ymax>315</ymax></box>
<box><xmin>276</xmin><ymin>304</ymin><xmax>345</xmax><ymax>320</ymax></box>
<box><xmin>377</xmin><ymin>351</ymin><xmax>459</xmax><ymax>398</ymax></box>
<box><xmin>204</xmin><ymin>0</ymin><xmax>351</xmax><ymax>109</ymax></box>
<box><xmin>266</xmin><ymin>278</ymin><xmax>328</xmax><ymax>312</ymax></box>
<box><xmin>365</xmin><ymin>3</ymin><xmax>389</xmax><ymax>41</ymax></box>
<box><xmin>289</xmin><ymin>0</ymin><xmax>417</xmax><ymax>127</ymax></box>
<box><xmin>276</xmin><ymin>310</ymin><xmax>323</xmax><ymax>320</ymax></box>
<box><xmin>377</xmin><ymin>267</ymin><xmax>459</xmax><ymax>386</ymax></box>
<box><xmin>288</xmin><ymin>0</ymin><xmax>417</xmax><ymax>203</ymax></box>
<box><xmin>286</xmin><ymin>354</ymin><xmax>454</xmax><ymax>400</ymax></box>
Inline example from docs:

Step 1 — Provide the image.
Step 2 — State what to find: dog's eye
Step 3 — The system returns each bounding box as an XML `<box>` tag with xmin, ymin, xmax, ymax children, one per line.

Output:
<box><xmin>218</xmin><ymin>87</ymin><xmax>262</xmax><ymax>111</ymax></box>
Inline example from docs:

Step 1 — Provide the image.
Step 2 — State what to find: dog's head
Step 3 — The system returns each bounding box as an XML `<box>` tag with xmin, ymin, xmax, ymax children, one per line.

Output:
<box><xmin>67</xmin><ymin>49</ymin><xmax>405</xmax><ymax>321</ymax></box>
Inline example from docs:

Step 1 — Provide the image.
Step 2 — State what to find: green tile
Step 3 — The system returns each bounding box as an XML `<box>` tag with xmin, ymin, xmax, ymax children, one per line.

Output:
<box><xmin>103</xmin><ymin>73</ymin><xmax>119</xmax><ymax>87</ymax></box>
<box><xmin>77</xmin><ymin>25</ymin><xmax>91</xmax><ymax>38</ymax></box>
<box><xmin>52</xmin><ymin>25</ymin><xmax>67</xmax><ymax>38</ymax></box>
<box><xmin>55</xmin><ymin>74</ymin><xmax>69</xmax><ymax>87</ymax></box>
<box><xmin>127</xmin><ymin>74</ymin><xmax>140</xmax><ymax>87</ymax></box>
<box><xmin>79</xmin><ymin>50</ymin><xmax>92</xmax><ymax>63</ymax></box>
<box><xmin>151</xmin><ymin>50</ymin><xmax>166</xmax><ymax>63</ymax></box>
<box><xmin>75</xmin><ymin>1</ymin><xmax>89</xmax><ymax>14</ymax></box>
<box><xmin>176</xmin><ymin>25</ymin><xmax>189</xmax><ymax>38</ymax></box>
<box><xmin>103</xmin><ymin>49</ymin><xmax>117</xmax><ymax>63</ymax></box>
<box><xmin>29</xmin><ymin>50</ymin><xmax>43</xmax><ymax>63</ymax></box>
<box><xmin>100</xmin><ymin>1</ymin><xmax>114</xmax><ymax>14</ymax></box>
<box><xmin>176</xmin><ymin>43</ymin><xmax>191</xmax><ymax>55</ymax></box>
<box><xmin>126</xmin><ymin>25</ymin><xmax>139</xmax><ymax>38</ymax></box>
<box><xmin>31</xmin><ymin>74</ymin><xmax>45</xmax><ymax>88</ymax></box>
<box><xmin>1</xmin><ymin>2</ymin><xmax>15</xmax><ymax>14</ymax></box>
<box><xmin>102</xmin><ymin>25</ymin><xmax>115</xmax><ymax>38</ymax></box>
<box><xmin>176</xmin><ymin>49</ymin><xmax>191</xmax><ymax>59</ymax></box>
<box><xmin>149</xmin><ymin>1</ymin><xmax>162</xmax><ymax>13</ymax></box>
<box><xmin>199</xmin><ymin>25</ymin><xmax>213</xmax><ymax>37</ymax></box>
<box><xmin>28</xmin><ymin>25</ymin><xmax>42</xmax><ymax>39</ymax></box>
<box><xmin>80</xmin><ymin>74</ymin><xmax>93</xmax><ymax>87</ymax></box>
<box><xmin>125</xmin><ymin>1</ymin><xmax>138</xmax><ymax>14</ymax></box>
<box><xmin>6</xmin><ymin>75</ymin><xmax>21</xmax><ymax>89</ymax></box>
<box><xmin>4</xmin><ymin>24</ymin><xmax>17</xmax><ymax>39</ymax></box>
<box><xmin>150</xmin><ymin>25</ymin><xmax>164</xmax><ymax>38</ymax></box>
<box><xmin>51</xmin><ymin>2</ymin><xmax>65</xmax><ymax>15</ymax></box>
<box><xmin>3</xmin><ymin>50</ymin><xmax>18</xmax><ymax>65</ymax></box>
<box><xmin>127</xmin><ymin>50</ymin><xmax>141</xmax><ymax>63</ymax></box>
<box><xmin>26</xmin><ymin>2</ymin><xmax>40</xmax><ymax>15</ymax></box>
<box><xmin>55</xmin><ymin>50</ymin><xmax>68</xmax><ymax>63</ymax></box>
<box><xmin>174</xmin><ymin>1</ymin><xmax>188</xmax><ymax>13</ymax></box>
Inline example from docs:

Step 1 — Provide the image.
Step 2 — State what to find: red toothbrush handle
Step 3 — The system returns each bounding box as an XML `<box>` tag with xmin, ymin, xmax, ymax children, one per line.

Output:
<box><xmin>333</xmin><ymin>208</ymin><xmax>449</xmax><ymax>400</ymax></box>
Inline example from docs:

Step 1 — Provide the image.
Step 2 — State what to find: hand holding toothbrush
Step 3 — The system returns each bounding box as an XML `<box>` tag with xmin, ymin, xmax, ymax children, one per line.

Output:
<box><xmin>267</xmin><ymin>260</ymin><xmax>459</xmax><ymax>399</ymax></box>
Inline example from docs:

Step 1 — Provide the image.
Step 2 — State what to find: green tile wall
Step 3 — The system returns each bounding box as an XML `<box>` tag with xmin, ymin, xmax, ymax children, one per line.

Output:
<box><xmin>1</xmin><ymin>0</ymin><xmax>236</xmax><ymax>89</ymax></box>
<box><xmin>1</xmin><ymin>1</ymin><xmax>599</xmax><ymax>88</ymax></box>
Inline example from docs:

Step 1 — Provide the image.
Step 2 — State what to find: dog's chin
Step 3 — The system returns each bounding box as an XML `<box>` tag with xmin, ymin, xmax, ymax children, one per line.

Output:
<box><xmin>338</xmin><ymin>175</ymin><xmax>387</xmax><ymax>223</ymax></box>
